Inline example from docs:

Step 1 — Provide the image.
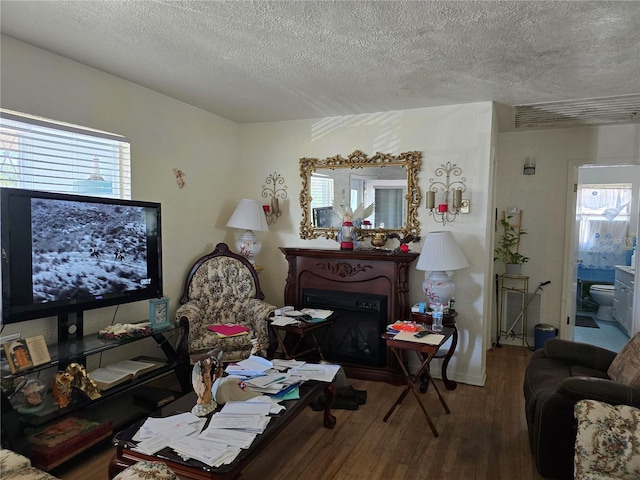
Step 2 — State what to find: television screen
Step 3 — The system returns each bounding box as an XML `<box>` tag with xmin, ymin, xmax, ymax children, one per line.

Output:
<box><xmin>1</xmin><ymin>188</ymin><xmax>163</xmax><ymax>324</ymax></box>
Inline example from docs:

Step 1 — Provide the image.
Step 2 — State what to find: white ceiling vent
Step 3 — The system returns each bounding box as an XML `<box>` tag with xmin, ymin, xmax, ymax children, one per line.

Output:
<box><xmin>515</xmin><ymin>95</ymin><xmax>640</xmax><ymax>129</ymax></box>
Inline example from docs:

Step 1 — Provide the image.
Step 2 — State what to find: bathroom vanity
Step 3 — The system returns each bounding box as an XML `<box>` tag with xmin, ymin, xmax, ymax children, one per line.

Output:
<box><xmin>613</xmin><ymin>266</ymin><xmax>635</xmax><ymax>335</ymax></box>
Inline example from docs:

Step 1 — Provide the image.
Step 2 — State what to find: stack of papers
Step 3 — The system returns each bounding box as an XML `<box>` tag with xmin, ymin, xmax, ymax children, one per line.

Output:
<box><xmin>225</xmin><ymin>355</ymin><xmax>273</xmax><ymax>377</ymax></box>
<box><xmin>289</xmin><ymin>363</ymin><xmax>341</xmax><ymax>382</ymax></box>
<box><xmin>133</xmin><ymin>412</ymin><xmax>204</xmax><ymax>455</ymax></box>
<box><xmin>244</xmin><ymin>372</ymin><xmax>303</xmax><ymax>397</ymax></box>
<box><xmin>270</xmin><ymin>316</ymin><xmax>300</xmax><ymax>326</ymax></box>
<box><xmin>300</xmin><ymin>308</ymin><xmax>333</xmax><ymax>320</ymax></box>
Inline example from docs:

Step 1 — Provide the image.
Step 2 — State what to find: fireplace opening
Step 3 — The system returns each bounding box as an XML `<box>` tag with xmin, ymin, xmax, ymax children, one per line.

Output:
<box><xmin>302</xmin><ymin>288</ymin><xmax>388</xmax><ymax>367</ymax></box>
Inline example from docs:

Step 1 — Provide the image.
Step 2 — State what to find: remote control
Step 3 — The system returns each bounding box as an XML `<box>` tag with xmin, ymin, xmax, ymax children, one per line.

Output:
<box><xmin>414</xmin><ymin>330</ymin><xmax>430</xmax><ymax>338</ymax></box>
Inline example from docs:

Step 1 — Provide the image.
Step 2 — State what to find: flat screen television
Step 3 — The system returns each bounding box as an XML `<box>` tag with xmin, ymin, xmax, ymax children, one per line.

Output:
<box><xmin>1</xmin><ymin>187</ymin><xmax>163</xmax><ymax>324</ymax></box>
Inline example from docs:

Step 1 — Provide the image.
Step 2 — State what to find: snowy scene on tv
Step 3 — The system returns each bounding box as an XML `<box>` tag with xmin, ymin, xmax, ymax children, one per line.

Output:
<box><xmin>31</xmin><ymin>198</ymin><xmax>150</xmax><ymax>303</ymax></box>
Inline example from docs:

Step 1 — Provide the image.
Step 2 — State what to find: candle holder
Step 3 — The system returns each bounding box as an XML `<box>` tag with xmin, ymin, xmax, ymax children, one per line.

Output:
<box><xmin>426</xmin><ymin>162</ymin><xmax>469</xmax><ymax>225</ymax></box>
<box><xmin>261</xmin><ymin>172</ymin><xmax>287</xmax><ymax>225</ymax></box>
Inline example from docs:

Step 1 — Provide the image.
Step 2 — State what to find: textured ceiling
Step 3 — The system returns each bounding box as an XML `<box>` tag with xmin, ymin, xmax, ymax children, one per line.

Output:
<box><xmin>1</xmin><ymin>1</ymin><xmax>639</xmax><ymax>127</ymax></box>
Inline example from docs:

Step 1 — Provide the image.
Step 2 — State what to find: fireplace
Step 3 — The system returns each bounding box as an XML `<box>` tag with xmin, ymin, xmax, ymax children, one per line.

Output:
<box><xmin>302</xmin><ymin>288</ymin><xmax>387</xmax><ymax>367</ymax></box>
<box><xmin>280</xmin><ymin>247</ymin><xmax>418</xmax><ymax>383</ymax></box>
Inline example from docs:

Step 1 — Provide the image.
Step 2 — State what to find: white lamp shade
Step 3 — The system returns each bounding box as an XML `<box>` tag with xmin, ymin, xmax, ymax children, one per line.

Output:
<box><xmin>226</xmin><ymin>199</ymin><xmax>269</xmax><ymax>232</ymax></box>
<box><xmin>416</xmin><ymin>231</ymin><xmax>469</xmax><ymax>306</ymax></box>
<box><xmin>416</xmin><ymin>231</ymin><xmax>469</xmax><ymax>272</ymax></box>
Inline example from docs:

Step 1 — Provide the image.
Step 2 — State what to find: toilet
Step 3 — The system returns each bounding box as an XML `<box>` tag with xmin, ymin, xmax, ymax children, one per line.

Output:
<box><xmin>589</xmin><ymin>284</ymin><xmax>615</xmax><ymax>321</ymax></box>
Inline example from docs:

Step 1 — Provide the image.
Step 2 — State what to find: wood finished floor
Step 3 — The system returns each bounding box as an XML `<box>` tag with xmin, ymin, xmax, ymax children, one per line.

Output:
<box><xmin>52</xmin><ymin>345</ymin><xmax>543</xmax><ymax>480</ymax></box>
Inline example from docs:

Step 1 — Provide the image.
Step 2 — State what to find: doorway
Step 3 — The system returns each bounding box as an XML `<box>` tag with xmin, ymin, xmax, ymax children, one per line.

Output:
<box><xmin>569</xmin><ymin>164</ymin><xmax>639</xmax><ymax>352</ymax></box>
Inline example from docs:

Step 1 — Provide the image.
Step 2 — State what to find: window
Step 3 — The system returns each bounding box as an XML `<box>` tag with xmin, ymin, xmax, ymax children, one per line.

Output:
<box><xmin>310</xmin><ymin>173</ymin><xmax>334</xmax><ymax>210</ymax></box>
<box><xmin>0</xmin><ymin>109</ymin><xmax>131</xmax><ymax>199</ymax></box>
<box><xmin>577</xmin><ymin>183</ymin><xmax>632</xmax><ymax>269</ymax></box>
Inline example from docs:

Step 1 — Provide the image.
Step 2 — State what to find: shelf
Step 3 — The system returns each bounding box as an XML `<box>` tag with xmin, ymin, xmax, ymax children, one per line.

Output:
<box><xmin>16</xmin><ymin>356</ymin><xmax>181</xmax><ymax>428</ymax></box>
<box><xmin>1</xmin><ymin>323</ymin><xmax>181</xmax><ymax>380</ymax></box>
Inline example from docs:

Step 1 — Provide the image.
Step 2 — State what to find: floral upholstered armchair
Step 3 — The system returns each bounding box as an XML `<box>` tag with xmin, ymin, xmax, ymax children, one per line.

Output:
<box><xmin>175</xmin><ymin>243</ymin><xmax>276</xmax><ymax>367</ymax></box>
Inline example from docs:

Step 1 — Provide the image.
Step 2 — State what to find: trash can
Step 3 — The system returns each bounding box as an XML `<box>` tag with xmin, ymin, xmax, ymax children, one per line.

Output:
<box><xmin>534</xmin><ymin>323</ymin><xmax>558</xmax><ymax>350</ymax></box>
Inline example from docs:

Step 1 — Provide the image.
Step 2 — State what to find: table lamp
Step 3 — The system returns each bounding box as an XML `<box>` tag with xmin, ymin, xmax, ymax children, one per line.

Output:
<box><xmin>226</xmin><ymin>198</ymin><xmax>269</xmax><ymax>265</ymax></box>
<box><xmin>416</xmin><ymin>231</ymin><xmax>469</xmax><ymax>307</ymax></box>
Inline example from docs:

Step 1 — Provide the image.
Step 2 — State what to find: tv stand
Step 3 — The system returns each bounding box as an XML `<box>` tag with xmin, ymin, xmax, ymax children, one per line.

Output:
<box><xmin>57</xmin><ymin>311</ymin><xmax>84</xmax><ymax>344</ymax></box>
<box><xmin>1</xmin><ymin>316</ymin><xmax>190</xmax><ymax>472</ymax></box>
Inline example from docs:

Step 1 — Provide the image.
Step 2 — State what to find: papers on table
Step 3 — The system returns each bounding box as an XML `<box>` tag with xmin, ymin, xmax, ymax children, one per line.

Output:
<box><xmin>300</xmin><ymin>308</ymin><xmax>333</xmax><ymax>319</ymax></box>
<box><xmin>225</xmin><ymin>355</ymin><xmax>273</xmax><ymax>377</ymax></box>
<box><xmin>289</xmin><ymin>363</ymin><xmax>341</xmax><ymax>382</ymax></box>
<box><xmin>393</xmin><ymin>330</ymin><xmax>445</xmax><ymax>345</ymax></box>
<box><xmin>270</xmin><ymin>315</ymin><xmax>300</xmax><ymax>326</ymax></box>
<box><xmin>133</xmin><ymin>412</ymin><xmax>202</xmax><ymax>455</ymax></box>
<box><xmin>131</xmin><ymin>360</ymin><xmax>338</xmax><ymax>468</ymax></box>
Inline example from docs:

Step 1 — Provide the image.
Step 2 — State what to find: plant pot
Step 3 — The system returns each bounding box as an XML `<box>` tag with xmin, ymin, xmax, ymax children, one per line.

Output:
<box><xmin>505</xmin><ymin>264</ymin><xmax>523</xmax><ymax>275</ymax></box>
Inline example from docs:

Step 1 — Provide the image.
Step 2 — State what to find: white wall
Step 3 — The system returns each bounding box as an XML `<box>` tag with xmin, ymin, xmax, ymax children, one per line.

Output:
<box><xmin>10</xmin><ymin>35</ymin><xmax>638</xmax><ymax>387</ymax></box>
<box><xmin>238</xmin><ymin>106</ymin><xmax>495</xmax><ymax>386</ymax></box>
<box><xmin>0</xmin><ymin>36</ymin><xmax>241</xmax><ymax>366</ymax></box>
<box><xmin>497</xmin><ymin>125</ymin><xmax>640</xmax><ymax>340</ymax></box>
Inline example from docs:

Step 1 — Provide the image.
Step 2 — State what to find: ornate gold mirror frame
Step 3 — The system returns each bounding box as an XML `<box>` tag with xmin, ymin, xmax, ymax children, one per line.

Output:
<box><xmin>299</xmin><ymin>150</ymin><xmax>422</xmax><ymax>240</ymax></box>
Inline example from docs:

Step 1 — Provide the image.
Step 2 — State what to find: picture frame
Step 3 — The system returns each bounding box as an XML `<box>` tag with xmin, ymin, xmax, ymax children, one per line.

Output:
<box><xmin>149</xmin><ymin>297</ymin><xmax>170</xmax><ymax>332</ymax></box>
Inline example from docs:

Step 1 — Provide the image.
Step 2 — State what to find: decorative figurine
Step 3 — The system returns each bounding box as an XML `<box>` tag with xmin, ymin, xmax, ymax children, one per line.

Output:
<box><xmin>52</xmin><ymin>371</ymin><xmax>74</xmax><ymax>408</ymax></box>
<box><xmin>191</xmin><ymin>349</ymin><xmax>224</xmax><ymax>416</ymax></box>
<box><xmin>65</xmin><ymin>363</ymin><xmax>102</xmax><ymax>400</ymax></box>
<box><xmin>388</xmin><ymin>233</ymin><xmax>420</xmax><ymax>253</ymax></box>
<box><xmin>17</xmin><ymin>379</ymin><xmax>47</xmax><ymax>413</ymax></box>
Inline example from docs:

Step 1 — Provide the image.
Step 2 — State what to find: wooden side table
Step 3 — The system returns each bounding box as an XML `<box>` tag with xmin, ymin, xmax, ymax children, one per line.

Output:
<box><xmin>268</xmin><ymin>318</ymin><xmax>335</xmax><ymax>361</ymax></box>
<box><xmin>410</xmin><ymin>311</ymin><xmax>458</xmax><ymax>390</ymax></box>
<box><xmin>381</xmin><ymin>328</ymin><xmax>454</xmax><ymax>437</ymax></box>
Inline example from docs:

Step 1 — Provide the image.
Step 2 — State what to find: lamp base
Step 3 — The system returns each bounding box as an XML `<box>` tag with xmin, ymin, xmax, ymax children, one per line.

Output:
<box><xmin>235</xmin><ymin>230</ymin><xmax>261</xmax><ymax>265</ymax></box>
<box><xmin>423</xmin><ymin>270</ymin><xmax>455</xmax><ymax>306</ymax></box>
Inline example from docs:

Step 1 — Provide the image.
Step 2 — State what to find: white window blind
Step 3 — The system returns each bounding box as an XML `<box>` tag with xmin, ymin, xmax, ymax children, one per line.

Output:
<box><xmin>310</xmin><ymin>174</ymin><xmax>334</xmax><ymax>209</ymax></box>
<box><xmin>0</xmin><ymin>109</ymin><xmax>131</xmax><ymax>199</ymax></box>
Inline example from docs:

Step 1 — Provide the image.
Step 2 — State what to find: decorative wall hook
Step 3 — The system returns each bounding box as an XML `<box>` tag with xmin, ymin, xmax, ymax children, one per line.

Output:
<box><xmin>426</xmin><ymin>162</ymin><xmax>469</xmax><ymax>225</ymax></box>
<box><xmin>261</xmin><ymin>172</ymin><xmax>287</xmax><ymax>224</ymax></box>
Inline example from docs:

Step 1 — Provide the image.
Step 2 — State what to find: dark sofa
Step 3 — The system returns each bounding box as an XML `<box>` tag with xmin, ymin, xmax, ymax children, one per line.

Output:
<box><xmin>523</xmin><ymin>338</ymin><xmax>640</xmax><ymax>479</ymax></box>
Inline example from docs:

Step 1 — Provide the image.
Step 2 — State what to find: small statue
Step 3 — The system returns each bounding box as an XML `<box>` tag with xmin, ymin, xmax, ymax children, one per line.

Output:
<box><xmin>191</xmin><ymin>349</ymin><xmax>223</xmax><ymax>416</ymax></box>
<box><xmin>66</xmin><ymin>363</ymin><xmax>102</xmax><ymax>400</ymax></box>
<box><xmin>52</xmin><ymin>371</ymin><xmax>74</xmax><ymax>408</ymax></box>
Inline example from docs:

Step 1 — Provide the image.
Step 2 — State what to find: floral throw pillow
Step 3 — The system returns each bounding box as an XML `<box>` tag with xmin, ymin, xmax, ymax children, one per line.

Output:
<box><xmin>113</xmin><ymin>461</ymin><xmax>177</xmax><ymax>480</ymax></box>
<box><xmin>574</xmin><ymin>400</ymin><xmax>640</xmax><ymax>480</ymax></box>
<box><xmin>607</xmin><ymin>332</ymin><xmax>640</xmax><ymax>387</ymax></box>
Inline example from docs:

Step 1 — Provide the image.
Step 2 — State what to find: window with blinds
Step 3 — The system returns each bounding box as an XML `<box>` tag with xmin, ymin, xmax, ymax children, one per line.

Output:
<box><xmin>310</xmin><ymin>174</ymin><xmax>334</xmax><ymax>209</ymax></box>
<box><xmin>0</xmin><ymin>109</ymin><xmax>131</xmax><ymax>199</ymax></box>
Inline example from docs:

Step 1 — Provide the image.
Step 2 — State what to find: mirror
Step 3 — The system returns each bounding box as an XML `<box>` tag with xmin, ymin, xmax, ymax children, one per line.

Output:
<box><xmin>299</xmin><ymin>150</ymin><xmax>422</xmax><ymax>240</ymax></box>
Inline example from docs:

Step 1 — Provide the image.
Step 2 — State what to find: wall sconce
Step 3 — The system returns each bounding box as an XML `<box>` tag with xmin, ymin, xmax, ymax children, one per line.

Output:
<box><xmin>261</xmin><ymin>172</ymin><xmax>287</xmax><ymax>225</ymax></box>
<box><xmin>523</xmin><ymin>157</ymin><xmax>536</xmax><ymax>175</ymax></box>
<box><xmin>426</xmin><ymin>162</ymin><xmax>469</xmax><ymax>226</ymax></box>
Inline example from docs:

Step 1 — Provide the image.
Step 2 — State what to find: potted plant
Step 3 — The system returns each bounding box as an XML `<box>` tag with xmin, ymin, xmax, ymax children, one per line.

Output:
<box><xmin>494</xmin><ymin>216</ymin><xmax>529</xmax><ymax>274</ymax></box>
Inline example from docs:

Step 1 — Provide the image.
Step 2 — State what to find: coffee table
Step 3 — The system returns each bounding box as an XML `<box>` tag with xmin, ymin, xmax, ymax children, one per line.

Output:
<box><xmin>109</xmin><ymin>382</ymin><xmax>336</xmax><ymax>480</ymax></box>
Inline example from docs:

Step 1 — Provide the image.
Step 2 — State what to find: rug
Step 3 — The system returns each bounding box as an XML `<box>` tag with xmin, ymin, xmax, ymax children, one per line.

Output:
<box><xmin>576</xmin><ymin>315</ymin><xmax>600</xmax><ymax>329</ymax></box>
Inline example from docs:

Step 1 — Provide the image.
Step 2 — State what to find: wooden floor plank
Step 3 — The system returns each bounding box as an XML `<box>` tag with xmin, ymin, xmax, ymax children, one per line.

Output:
<box><xmin>52</xmin><ymin>345</ymin><xmax>543</xmax><ymax>480</ymax></box>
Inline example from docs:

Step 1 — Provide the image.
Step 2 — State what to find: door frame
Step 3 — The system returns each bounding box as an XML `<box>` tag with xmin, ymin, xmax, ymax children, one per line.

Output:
<box><xmin>560</xmin><ymin>157</ymin><xmax>640</xmax><ymax>340</ymax></box>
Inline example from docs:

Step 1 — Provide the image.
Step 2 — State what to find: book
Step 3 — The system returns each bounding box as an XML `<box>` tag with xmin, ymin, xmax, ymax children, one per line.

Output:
<box><xmin>89</xmin><ymin>359</ymin><xmax>158</xmax><ymax>391</ymax></box>
<box><xmin>24</xmin><ymin>335</ymin><xmax>51</xmax><ymax>367</ymax></box>
<box><xmin>2</xmin><ymin>335</ymin><xmax>51</xmax><ymax>373</ymax></box>
<box><xmin>3</xmin><ymin>339</ymin><xmax>33</xmax><ymax>373</ymax></box>
<box><xmin>206</xmin><ymin>324</ymin><xmax>250</xmax><ymax>337</ymax></box>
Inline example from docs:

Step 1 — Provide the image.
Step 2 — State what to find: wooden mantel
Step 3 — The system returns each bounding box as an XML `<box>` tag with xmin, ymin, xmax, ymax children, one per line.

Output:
<box><xmin>279</xmin><ymin>247</ymin><xmax>419</xmax><ymax>383</ymax></box>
